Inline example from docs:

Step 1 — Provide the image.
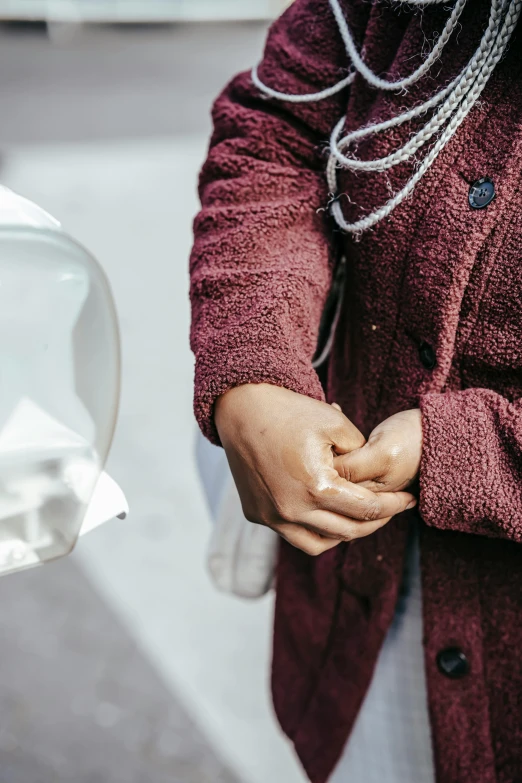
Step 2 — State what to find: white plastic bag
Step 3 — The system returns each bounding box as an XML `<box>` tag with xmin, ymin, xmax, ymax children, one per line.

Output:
<box><xmin>195</xmin><ymin>430</ymin><xmax>278</xmax><ymax>599</ymax></box>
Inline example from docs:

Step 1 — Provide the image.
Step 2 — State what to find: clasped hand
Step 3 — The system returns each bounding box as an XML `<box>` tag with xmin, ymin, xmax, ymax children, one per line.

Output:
<box><xmin>215</xmin><ymin>384</ymin><xmax>422</xmax><ymax>557</ymax></box>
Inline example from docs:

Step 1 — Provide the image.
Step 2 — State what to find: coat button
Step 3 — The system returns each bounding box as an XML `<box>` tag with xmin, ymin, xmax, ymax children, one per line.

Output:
<box><xmin>469</xmin><ymin>177</ymin><xmax>495</xmax><ymax>209</ymax></box>
<box><xmin>437</xmin><ymin>647</ymin><xmax>470</xmax><ymax>679</ymax></box>
<box><xmin>419</xmin><ymin>341</ymin><xmax>436</xmax><ymax>369</ymax></box>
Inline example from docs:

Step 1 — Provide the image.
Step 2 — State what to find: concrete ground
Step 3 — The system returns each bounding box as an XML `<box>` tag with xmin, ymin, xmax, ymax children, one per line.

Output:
<box><xmin>0</xmin><ymin>20</ymin><xmax>308</xmax><ymax>783</ymax></box>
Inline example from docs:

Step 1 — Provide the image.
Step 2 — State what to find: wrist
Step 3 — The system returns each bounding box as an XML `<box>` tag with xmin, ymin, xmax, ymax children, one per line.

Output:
<box><xmin>214</xmin><ymin>383</ymin><xmax>270</xmax><ymax>441</ymax></box>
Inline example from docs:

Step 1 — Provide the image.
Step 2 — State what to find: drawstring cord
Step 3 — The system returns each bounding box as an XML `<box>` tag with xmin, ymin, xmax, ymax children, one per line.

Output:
<box><xmin>252</xmin><ymin>0</ymin><xmax>522</xmax><ymax>235</ymax></box>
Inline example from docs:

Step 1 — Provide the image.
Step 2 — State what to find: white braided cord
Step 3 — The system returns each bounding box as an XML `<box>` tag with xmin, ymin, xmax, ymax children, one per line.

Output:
<box><xmin>251</xmin><ymin>0</ymin><xmax>521</xmax><ymax>234</ymax></box>
<box><xmin>327</xmin><ymin>0</ymin><xmax>512</xmax><ymax>176</ymax></box>
<box><xmin>326</xmin><ymin>70</ymin><xmax>462</xmax><ymax>175</ymax></box>
<box><xmin>251</xmin><ymin>63</ymin><xmax>355</xmax><ymax>102</ymax></box>
<box><xmin>330</xmin><ymin>0</ymin><xmax>521</xmax><ymax>232</ymax></box>
<box><xmin>329</xmin><ymin>0</ymin><xmax>468</xmax><ymax>92</ymax></box>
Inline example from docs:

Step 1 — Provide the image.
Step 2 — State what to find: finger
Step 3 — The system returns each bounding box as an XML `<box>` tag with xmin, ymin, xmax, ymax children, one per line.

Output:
<box><xmin>299</xmin><ymin>508</ymin><xmax>392</xmax><ymax>541</ymax></box>
<box><xmin>274</xmin><ymin>522</ymin><xmax>341</xmax><ymax>557</ymax></box>
<box><xmin>310</xmin><ymin>469</ymin><xmax>417</xmax><ymax>521</ymax></box>
<box><xmin>334</xmin><ymin>442</ymin><xmax>387</xmax><ymax>487</ymax></box>
<box><xmin>331</xmin><ymin>402</ymin><xmax>342</xmax><ymax>412</ymax></box>
<box><xmin>335</xmin><ymin>443</ymin><xmax>416</xmax><ymax>493</ymax></box>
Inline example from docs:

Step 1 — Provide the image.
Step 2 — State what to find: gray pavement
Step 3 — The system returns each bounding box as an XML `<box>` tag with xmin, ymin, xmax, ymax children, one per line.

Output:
<box><xmin>0</xmin><ymin>559</ymin><xmax>238</xmax><ymax>783</ymax></box>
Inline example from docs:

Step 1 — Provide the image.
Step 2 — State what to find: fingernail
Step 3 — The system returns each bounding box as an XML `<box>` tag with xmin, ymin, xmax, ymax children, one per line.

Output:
<box><xmin>406</xmin><ymin>500</ymin><xmax>417</xmax><ymax>510</ymax></box>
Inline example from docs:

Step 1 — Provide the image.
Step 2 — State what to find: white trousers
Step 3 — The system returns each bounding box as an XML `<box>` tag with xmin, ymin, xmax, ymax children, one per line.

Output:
<box><xmin>329</xmin><ymin>533</ymin><xmax>435</xmax><ymax>783</ymax></box>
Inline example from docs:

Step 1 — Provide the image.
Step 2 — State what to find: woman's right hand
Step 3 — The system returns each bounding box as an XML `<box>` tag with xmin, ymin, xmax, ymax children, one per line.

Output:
<box><xmin>214</xmin><ymin>384</ymin><xmax>417</xmax><ymax>557</ymax></box>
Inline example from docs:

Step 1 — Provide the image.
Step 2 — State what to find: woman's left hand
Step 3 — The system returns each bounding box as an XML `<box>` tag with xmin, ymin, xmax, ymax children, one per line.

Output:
<box><xmin>334</xmin><ymin>408</ymin><xmax>423</xmax><ymax>494</ymax></box>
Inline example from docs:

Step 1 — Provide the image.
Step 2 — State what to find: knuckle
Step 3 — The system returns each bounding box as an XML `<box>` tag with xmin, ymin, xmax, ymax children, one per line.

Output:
<box><xmin>338</xmin><ymin>461</ymin><xmax>352</xmax><ymax>483</ymax></box>
<box><xmin>273</xmin><ymin>500</ymin><xmax>296</xmax><ymax>524</ymax></box>
<box><xmin>387</xmin><ymin>443</ymin><xmax>404</xmax><ymax>462</ymax></box>
<box><xmin>332</xmin><ymin>414</ymin><xmax>365</xmax><ymax>447</ymax></box>
<box><xmin>243</xmin><ymin>508</ymin><xmax>261</xmax><ymax>525</ymax></box>
<box><xmin>340</xmin><ymin>527</ymin><xmax>356</xmax><ymax>542</ymax></box>
<box><xmin>304</xmin><ymin>541</ymin><xmax>327</xmax><ymax>557</ymax></box>
<box><xmin>241</xmin><ymin>503</ymin><xmax>256</xmax><ymax>523</ymax></box>
<box><xmin>362</xmin><ymin>497</ymin><xmax>382</xmax><ymax>522</ymax></box>
<box><xmin>306</xmin><ymin>480</ymin><xmax>326</xmax><ymax>504</ymax></box>
<box><xmin>242</xmin><ymin>504</ymin><xmax>272</xmax><ymax>527</ymax></box>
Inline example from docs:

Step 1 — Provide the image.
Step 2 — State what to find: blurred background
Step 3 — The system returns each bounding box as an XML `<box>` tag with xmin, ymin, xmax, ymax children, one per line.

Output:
<box><xmin>0</xmin><ymin>2</ymin><xmax>308</xmax><ymax>782</ymax></box>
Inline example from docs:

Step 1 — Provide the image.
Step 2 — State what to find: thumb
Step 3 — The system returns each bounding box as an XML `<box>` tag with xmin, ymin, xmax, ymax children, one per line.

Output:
<box><xmin>328</xmin><ymin>401</ymin><xmax>366</xmax><ymax>455</ymax></box>
<box><xmin>333</xmin><ymin>440</ymin><xmax>383</xmax><ymax>487</ymax></box>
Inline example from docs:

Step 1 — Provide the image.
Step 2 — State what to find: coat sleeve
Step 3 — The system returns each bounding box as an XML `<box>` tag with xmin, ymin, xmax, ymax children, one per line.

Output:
<box><xmin>419</xmin><ymin>389</ymin><xmax>522</xmax><ymax>543</ymax></box>
<box><xmin>190</xmin><ymin>0</ymin><xmax>356</xmax><ymax>444</ymax></box>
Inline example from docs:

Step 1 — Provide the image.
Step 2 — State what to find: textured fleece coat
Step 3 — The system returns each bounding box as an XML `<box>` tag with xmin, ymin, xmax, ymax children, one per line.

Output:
<box><xmin>190</xmin><ymin>2</ymin><xmax>522</xmax><ymax>781</ymax></box>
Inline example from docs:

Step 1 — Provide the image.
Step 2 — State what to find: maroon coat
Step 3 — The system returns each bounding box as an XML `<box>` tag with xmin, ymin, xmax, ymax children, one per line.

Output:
<box><xmin>190</xmin><ymin>2</ymin><xmax>522</xmax><ymax>781</ymax></box>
